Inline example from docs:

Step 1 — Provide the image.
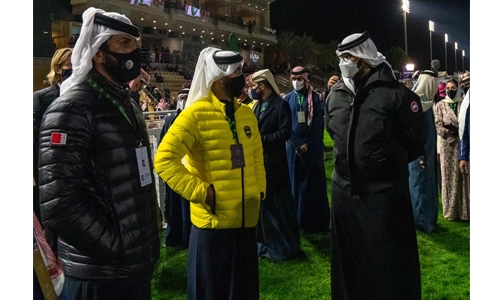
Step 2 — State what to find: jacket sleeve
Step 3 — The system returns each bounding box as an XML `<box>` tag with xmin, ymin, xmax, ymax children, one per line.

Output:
<box><xmin>33</xmin><ymin>92</ymin><xmax>42</xmax><ymax>185</ymax></box>
<box><xmin>251</xmin><ymin>112</ymin><xmax>267</xmax><ymax>200</ymax></box>
<box><xmin>38</xmin><ymin>99</ymin><xmax>123</xmax><ymax>262</ymax></box>
<box><xmin>324</xmin><ymin>89</ymin><xmax>336</xmax><ymax>141</ymax></box>
<box><xmin>395</xmin><ymin>88</ymin><xmax>425</xmax><ymax>162</ymax></box>
<box><xmin>154</xmin><ymin>111</ymin><xmax>211</xmax><ymax>207</ymax></box>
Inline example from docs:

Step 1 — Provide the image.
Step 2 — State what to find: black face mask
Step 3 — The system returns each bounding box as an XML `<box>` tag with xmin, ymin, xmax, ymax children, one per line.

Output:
<box><xmin>226</xmin><ymin>74</ymin><xmax>245</xmax><ymax>99</ymax></box>
<box><xmin>101</xmin><ymin>47</ymin><xmax>142</xmax><ymax>83</ymax></box>
<box><xmin>447</xmin><ymin>90</ymin><xmax>457</xmax><ymax>99</ymax></box>
<box><xmin>61</xmin><ymin>68</ymin><xmax>73</xmax><ymax>81</ymax></box>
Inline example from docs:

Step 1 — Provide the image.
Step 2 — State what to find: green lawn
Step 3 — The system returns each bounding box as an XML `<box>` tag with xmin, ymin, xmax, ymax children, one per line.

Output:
<box><xmin>151</xmin><ymin>131</ymin><xmax>470</xmax><ymax>299</ymax></box>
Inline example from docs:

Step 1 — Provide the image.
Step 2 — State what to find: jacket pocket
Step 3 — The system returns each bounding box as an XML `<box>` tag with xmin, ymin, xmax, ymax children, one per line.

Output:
<box><xmin>211</xmin><ymin>184</ymin><xmax>216</xmax><ymax>214</ymax></box>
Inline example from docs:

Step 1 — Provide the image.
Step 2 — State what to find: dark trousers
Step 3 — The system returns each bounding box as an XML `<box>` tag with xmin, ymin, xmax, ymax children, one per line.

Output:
<box><xmin>58</xmin><ymin>273</ymin><xmax>152</xmax><ymax>300</ymax></box>
<box><xmin>187</xmin><ymin>226</ymin><xmax>259</xmax><ymax>300</ymax></box>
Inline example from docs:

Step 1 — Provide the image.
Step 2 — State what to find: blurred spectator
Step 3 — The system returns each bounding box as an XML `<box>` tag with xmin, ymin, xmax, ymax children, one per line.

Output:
<box><xmin>283</xmin><ymin>66</ymin><xmax>330</xmax><ymax>233</ymax></box>
<box><xmin>434</xmin><ymin>79</ymin><xmax>469</xmax><ymax>221</ymax></box>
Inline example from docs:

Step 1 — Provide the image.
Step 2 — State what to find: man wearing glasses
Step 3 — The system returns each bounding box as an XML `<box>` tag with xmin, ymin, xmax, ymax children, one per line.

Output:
<box><xmin>324</xmin><ymin>32</ymin><xmax>424</xmax><ymax>299</ymax></box>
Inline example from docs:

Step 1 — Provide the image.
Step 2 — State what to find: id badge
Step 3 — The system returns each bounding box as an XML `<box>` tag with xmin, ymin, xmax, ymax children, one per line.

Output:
<box><xmin>136</xmin><ymin>146</ymin><xmax>152</xmax><ymax>187</ymax></box>
<box><xmin>297</xmin><ymin>111</ymin><xmax>306</xmax><ymax>123</ymax></box>
<box><xmin>230</xmin><ymin>144</ymin><xmax>246</xmax><ymax>169</ymax></box>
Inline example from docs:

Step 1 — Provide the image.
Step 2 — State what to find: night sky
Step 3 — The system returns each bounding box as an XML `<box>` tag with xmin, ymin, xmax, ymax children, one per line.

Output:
<box><xmin>270</xmin><ymin>0</ymin><xmax>470</xmax><ymax>73</ymax></box>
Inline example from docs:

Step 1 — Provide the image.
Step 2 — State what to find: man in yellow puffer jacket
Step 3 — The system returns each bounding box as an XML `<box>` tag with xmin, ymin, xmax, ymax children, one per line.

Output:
<box><xmin>154</xmin><ymin>47</ymin><xmax>266</xmax><ymax>300</ymax></box>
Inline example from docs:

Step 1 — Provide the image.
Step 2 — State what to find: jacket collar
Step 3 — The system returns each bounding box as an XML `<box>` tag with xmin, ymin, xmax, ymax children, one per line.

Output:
<box><xmin>87</xmin><ymin>69</ymin><xmax>132</xmax><ymax>106</ymax></box>
<box><xmin>207</xmin><ymin>90</ymin><xmax>241</xmax><ymax>116</ymax></box>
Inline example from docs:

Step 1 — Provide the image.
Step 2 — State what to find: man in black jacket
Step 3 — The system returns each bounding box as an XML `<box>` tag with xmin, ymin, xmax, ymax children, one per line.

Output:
<box><xmin>33</xmin><ymin>46</ymin><xmax>72</xmax><ymax>299</ymax></box>
<box><xmin>247</xmin><ymin>69</ymin><xmax>302</xmax><ymax>261</ymax></box>
<box><xmin>33</xmin><ymin>47</ymin><xmax>72</xmax><ymax>243</ymax></box>
<box><xmin>38</xmin><ymin>7</ymin><xmax>161</xmax><ymax>300</ymax></box>
<box><xmin>324</xmin><ymin>32</ymin><xmax>424</xmax><ymax>299</ymax></box>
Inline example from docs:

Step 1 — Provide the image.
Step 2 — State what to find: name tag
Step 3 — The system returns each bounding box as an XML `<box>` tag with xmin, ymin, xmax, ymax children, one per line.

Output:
<box><xmin>297</xmin><ymin>111</ymin><xmax>306</xmax><ymax>123</ymax></box>
<box><xmin>136</xmin><ymin>146</ymin><xmax>152</xmax><ymax>187</ymax></box>
<box><xmin>230</xmin><ymin>144</ymin><xmax>245</xmax><ymax>169</ymax></box>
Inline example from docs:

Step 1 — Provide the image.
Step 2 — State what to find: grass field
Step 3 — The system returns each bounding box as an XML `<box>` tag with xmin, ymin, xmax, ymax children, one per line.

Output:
<box><xmin>151</xmin><ymin>131</ymin><xmax>470</xmax><ymax>299</ymax></box>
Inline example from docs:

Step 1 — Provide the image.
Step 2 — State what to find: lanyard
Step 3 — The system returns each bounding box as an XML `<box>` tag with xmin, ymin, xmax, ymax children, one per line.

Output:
<box><xmin>293</xmin><ymin>90</ymin><xmax>304</xmax><ymax>110</ymax></box>
<box><xmin>227</xmin><ymin>116</ymin><xmax>238</xmax><ymax>142</ymax></box>
<box><xmin>86</xmin><ymin>77</ymin><xmax>145</xmax><ymax>146</ymax></box>
<box><xmin>260</xmin><ymin>102</ymin><xmax>268</xmax><ymax>113</ymax></box>
<box><xmin>223</xmin><ymin>101</ymin><xmax>239</xmax><ymax>143</ymax></box>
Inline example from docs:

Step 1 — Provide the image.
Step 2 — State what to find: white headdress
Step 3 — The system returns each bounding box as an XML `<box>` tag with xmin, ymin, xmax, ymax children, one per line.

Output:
<box><xmin>336</xmin><ymin>32</ymin><xmax>395</xmax><ymax>94</ymax></box>
<box><xmin>412</xmin><ymin>70</ymin><xmax>439</xmax><ymax>112</ymax></box>
<box><xmin>60</xmin><ymin>7</ymin><xmax>140</xmax><ymax>96</ymax></box>
<box><xmin>249</xmin><ymin>69</ymin><xmax>280</xmax><ymax>95</ymax></box>
<box><xmin>185</xmin><ymin>47</ymin><xmax>243</xmax><ymax>108</ymax></box>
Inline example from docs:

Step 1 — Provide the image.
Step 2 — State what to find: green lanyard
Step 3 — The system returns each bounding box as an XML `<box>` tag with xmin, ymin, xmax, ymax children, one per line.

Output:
<box><xmin>227</xmin><ymin>117</ymin><xmax>238</xmax><ymax>142</ymax></box>
<box><xmin>260</xmin><ymin>102</ymin><xmax>268</xmax><ymax>113</ymax></box>
<box><xmin>86</xmin><ymin>77</ymin><xmax>145</xmax><ymax>146</ymax></box>
<box><xmin>223</xmin><ymin>101</ymin><xmax>239</xmax><ymax>142</ymax></box>
<box><xmin>293</xmin><ymin>90</ymin><xmax>304</xmax><ymax>110</ymax></box>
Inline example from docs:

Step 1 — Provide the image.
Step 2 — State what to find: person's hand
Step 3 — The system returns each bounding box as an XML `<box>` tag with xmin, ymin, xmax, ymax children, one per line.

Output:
<box><xmin>296</xmin><ymin>143</ymin><xmax>308</xmax><ymax>155</ymax></box>
<box><xmin>327</xmin><ymin>75</ymin><xmax>339</xmax><ymax>90</ymax></box>
<box><xmin>141</xmin><ymin>100</ymin><xmax>148</xmax><ymax>111</ymax></box>
<box><xmin>205</xmin><ymin>185</ymin><xmax>215</xmax><ymax>211</ymax></box>
<box><xmin>128</xmin><ymin>69</ymin><xmax>150</xmax><ymax>92</ymax></box>
<box><xmin>459</xmin><ymin>160</ymin><xmax>469</xmax><ymax>175</ymax></box>
<box><xmin>419</xmin><ymin>155</ymin><xmax>427</xmax><ymax>169</ymax></box>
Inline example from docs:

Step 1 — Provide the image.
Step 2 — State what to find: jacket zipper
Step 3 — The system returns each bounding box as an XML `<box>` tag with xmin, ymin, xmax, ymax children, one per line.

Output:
<box><xmin>241</xmin><ymin>167</ymin><xmax>245</xmax><ymax>228</ymax></box>
<box><xmin>346</xmin><ymin>94</ymin><xmax>355</xmax><ymax>171</ymax></box>
<box><xmin>234</xmin><ymin>134</ymin><xmax>245</xmax><ymax>228</ymax></box>
<box><xmin>346</xmin><ymin>93</ymin><xmax>355</xmax><ymax>195</ymax></box>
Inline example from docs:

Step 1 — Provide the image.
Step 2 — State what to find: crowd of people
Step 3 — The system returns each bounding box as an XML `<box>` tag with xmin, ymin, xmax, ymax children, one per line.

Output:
<box><xmin>33</xmin><ymin>7</ymin><xmax>470</xmax><ymax>300</ymax></box>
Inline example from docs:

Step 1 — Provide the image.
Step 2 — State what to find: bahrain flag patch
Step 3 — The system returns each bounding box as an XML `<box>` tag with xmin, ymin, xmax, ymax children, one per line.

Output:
<box><xmin>50</xmin><ymin>132</ymin><xmax>67</xmax><ymax>145</ymax></box>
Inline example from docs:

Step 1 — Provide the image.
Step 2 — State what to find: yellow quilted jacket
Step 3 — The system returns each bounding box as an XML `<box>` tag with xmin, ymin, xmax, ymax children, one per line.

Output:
<box><xmin>154</xmin><ymin>91</ymin><xmax>266</xmax><ymax>229</ymax></box>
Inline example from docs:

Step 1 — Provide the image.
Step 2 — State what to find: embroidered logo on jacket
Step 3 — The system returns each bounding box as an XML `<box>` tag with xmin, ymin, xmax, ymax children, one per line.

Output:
<box><xmin>410</xmin><ymin>101</ymin><xmax>419</xmax><ymax>113</ymax></box>
<box><xmin>244</xmin><ymin>126</ymin><xmax>252</xmax><ymax>138</ymax></box>
<box><xmin>50</xmin><ymin>132</ymin><xmax>67</xmax><ymax>145</ymax></box>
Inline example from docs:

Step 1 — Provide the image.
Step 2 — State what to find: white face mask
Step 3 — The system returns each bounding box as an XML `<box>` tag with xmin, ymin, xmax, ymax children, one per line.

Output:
<box><xmin>339</xmin><ymin>58</ymin><xmax>362</xmax><ymax>79</ymax></box>
<box><xmin>292</xmin><ymin>80</ymin><xmax>304</xmax><ymax>90</ymax></box>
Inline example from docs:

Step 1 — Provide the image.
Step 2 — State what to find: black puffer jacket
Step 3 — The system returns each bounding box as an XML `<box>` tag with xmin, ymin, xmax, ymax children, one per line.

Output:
<box><xmin>325</xmin><ymin>63</ymin><xmax>424</xmax><ymax>194</ymax></box>
<box><xmin>33</xmin><ymin>83</ymin><xmax>60</xmax><ymax>219</ymax></box>
<box><xmin>38</xmin><ymin>70</ymin><xmax>161</xmax><ymax>280</ymax></box>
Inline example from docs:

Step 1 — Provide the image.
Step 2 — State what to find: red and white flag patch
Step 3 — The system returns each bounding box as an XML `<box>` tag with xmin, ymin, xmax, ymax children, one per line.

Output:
<box><xmin>51</xmin><ymin>132</ymin><xmax>67</xmax><ymax>145</ymax></box>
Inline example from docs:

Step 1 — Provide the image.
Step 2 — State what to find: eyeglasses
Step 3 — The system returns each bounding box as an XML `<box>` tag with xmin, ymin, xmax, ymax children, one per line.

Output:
<box><xmin>338</xmin><ymin>53</ymin><xmax>354</xmax><ymax>63</ymax></box>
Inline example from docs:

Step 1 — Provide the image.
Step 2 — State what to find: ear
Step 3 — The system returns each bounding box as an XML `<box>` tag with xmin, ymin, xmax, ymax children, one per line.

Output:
<box><xmin>93</xmin><ymin>49</ymin><xmax>105</xmax><ymax>64</ymax></box>
<box><xmin>55</xmin><ymin>65</ymin><xmax>62</xmax><ymax>75</ymax></box>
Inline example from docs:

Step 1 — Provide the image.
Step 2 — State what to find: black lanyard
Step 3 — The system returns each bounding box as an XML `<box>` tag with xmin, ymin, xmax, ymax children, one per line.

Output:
<box><xmin>86</xmin><ymin>77</ymin><xmax>145</xmax><ymax>146</ymax></box>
